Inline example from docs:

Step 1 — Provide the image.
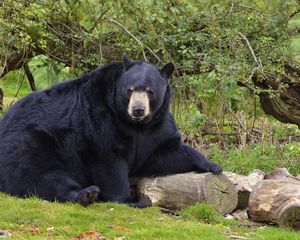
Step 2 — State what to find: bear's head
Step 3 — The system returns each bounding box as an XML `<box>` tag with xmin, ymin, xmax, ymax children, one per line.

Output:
<box><xmin>115</xmin><ymin>55</ymin><xmax>174</xmax><ymax>124</ymax></box>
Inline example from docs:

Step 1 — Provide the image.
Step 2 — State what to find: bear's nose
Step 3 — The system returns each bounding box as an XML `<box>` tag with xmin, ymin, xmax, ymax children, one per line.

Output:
<box><xmin>132</xmin><ymin>106</ymin><xmax>145</xmax><ymax>117</ymax></box>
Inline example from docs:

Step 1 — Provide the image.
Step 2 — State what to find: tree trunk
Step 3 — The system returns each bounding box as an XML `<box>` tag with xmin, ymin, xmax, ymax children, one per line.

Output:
<box><xmin>133</xmin><ymin>172</ymin><xmax>238</xmax><ymax>215</ymax></box>
<box><xmin>224</xmin><ymin>169</ymin><xmax>265</xmax><ymax>210</ymax></box>
<box><xmin>251</xmin><ymin>64</ymin><xmax>300</xmax><ymax>128</ymax></box>
<box><xmin>248</xmin><ymin>179</ymin><xmax>300</xmax><ymax>230</ymax></box>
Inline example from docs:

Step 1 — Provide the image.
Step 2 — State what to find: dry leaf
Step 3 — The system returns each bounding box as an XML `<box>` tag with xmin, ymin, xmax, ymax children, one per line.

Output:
<box><xmin>26</xmin><ymin>227</ymin><xmax>39</xmax><ymax>235</ymax></box>
<box><xmin>107</xmin><ymin>225</ymin><xmax>131</xmax><ymax>232</ymax></box>
<box><xmin>76</xmin><ymin>230</ymin><xmax>106</xmax><ymax>240</ymax></box>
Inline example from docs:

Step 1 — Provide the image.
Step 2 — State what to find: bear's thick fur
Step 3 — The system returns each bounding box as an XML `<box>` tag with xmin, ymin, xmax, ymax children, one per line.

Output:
<box><xmin>0</xmin><ymin>56</ymin><xmax>221</xmax><ymax>207</ymax></box>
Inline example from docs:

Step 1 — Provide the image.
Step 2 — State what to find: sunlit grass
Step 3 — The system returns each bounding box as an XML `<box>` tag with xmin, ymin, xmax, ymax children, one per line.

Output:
<box><xmin>0</xmin><ymin>194</ymin><xmax>299</xmax><ymax>239</ymax></box>
<box><xmin>0</xmin><ymin>194</ymin><xmax>227</xmax><ymax>240</ymax></box>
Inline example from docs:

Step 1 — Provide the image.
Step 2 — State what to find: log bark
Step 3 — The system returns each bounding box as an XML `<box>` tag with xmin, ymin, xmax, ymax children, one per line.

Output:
<box><xmin>0</xmin><ymin>49</ymin><xmax>34</xmax><ymax>79</ymax></box>
<box><xmin>224</xmin><ymin>169</ymin><xmax>265</xmax><ymax>210</ymax></box>
<box><xmin>134</xmin><ymin>172</ymin><xmax>238</xmax><ymax>215</ymax></box>
<box><xmin>252</xmin><ymin>64</ymin><xmax>300</xmax><ymax>128</ymax></box>
<box><xmin>248</xmin><ymin>179</ymin><xmax>300</xmax><ymax>230</ymax></box>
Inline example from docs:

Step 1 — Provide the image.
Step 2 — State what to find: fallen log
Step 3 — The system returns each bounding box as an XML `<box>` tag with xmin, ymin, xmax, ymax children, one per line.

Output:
<box><xmin>133</xmin><ymin>172</ymin><xmax>238</xmax><ymax>215</ymax></box>
<box><xmin>265</xmin><ymin>167</ymin><xmax>300</xmax><ymax>183</ymax></box>
<box><xmin>248</xmin><ymin>179</ymin><xmax>300</xmax><ymax>230</ymax></box>
<box><xmin>224</xmin><ymin>169</ymin><xmax>265</xmax><ymax>210</ymax></box>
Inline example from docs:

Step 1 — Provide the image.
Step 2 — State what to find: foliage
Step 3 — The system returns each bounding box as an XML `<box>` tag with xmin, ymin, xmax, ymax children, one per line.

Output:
<box><xmin>1</xmin><ymin>0</ymin><xmax>299</xmax><ymax>107</ymax></box>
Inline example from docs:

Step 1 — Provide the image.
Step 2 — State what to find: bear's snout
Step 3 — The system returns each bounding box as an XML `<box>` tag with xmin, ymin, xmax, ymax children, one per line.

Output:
<box><xmin>128</xmin><ymin>91</ymin><xmax>150</xmax><ymax>121</ymax></box>
<box><xmin>132</xmin><ymin>105</ymin><xmax>145</xmax><ymax>118</ymax></box>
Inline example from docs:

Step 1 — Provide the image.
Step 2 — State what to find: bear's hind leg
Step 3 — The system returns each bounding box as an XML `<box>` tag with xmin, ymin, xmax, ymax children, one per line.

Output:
<box><xmin>35</xmin><ymin>170</ymin><xmax>100</xmax><ymax>206</ymax></box>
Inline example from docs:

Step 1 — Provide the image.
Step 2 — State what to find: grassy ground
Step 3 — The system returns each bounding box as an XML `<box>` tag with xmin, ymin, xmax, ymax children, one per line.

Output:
<box><xmin>0</xmin><ymin>194</ymin><xmax>225</xmax><ymax>240</ymax></box>
<box><xmin>1</xmin><ymin>194</ymin><xmax>300</xmax><ymax>240</ymax></box>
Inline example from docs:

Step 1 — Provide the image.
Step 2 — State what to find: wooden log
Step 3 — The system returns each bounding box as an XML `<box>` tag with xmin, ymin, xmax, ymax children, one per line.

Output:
<box><xmin>248</xmin><ymin>179</ymin><xmax>300</xmax><ymax>230</ymax></box>
<box><xmin>265</xmin><ymin>167</ymin><xmax>300</xmax><ymax>183</ymax></box>
<box><xmin>224</xmin><ymin>169</ymin><xmax>265</xmax><ymax>210</ymax></box>
<box><xmin>134</xmin><ymin>172</ymin><xmax>238</xmax><ymax>215</ymax></box>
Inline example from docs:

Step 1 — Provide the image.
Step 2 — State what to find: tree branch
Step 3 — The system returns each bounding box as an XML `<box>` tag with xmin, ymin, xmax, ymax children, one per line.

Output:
<box><xmin>0</xmin><ymin>87</ymin><xmax>3</xmax><ymax>111</ymax></box>
<box><xmin>23</xmin><ymin>63</ymin><xmax>37</xmax><ymax>91</ymax></box>
<box><xmin>238</xmin><ymin>32</ymin><xmax>262</xmax><ymax>68</ymax></box>
<box><xmin>109</xmin><ymin>18</ymin><xmax>163</xmax><ymax>64</ymax></box>
<box><xmin>289</xmin><ymin>9</ymin><xmax>300</xmax><ymax>19</ymax></box>
<box><xmin>0</xmin><ymin>50</ymin><xmax>33</xmax><ymax>78</ymax></box>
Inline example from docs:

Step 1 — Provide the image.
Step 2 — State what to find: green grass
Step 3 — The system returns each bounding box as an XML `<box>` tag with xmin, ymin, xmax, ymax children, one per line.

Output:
<box><xmin>288</xmin><ymin>15</ymin><xmax>300</xmax><ymax>29</ymax></box>
<box><xmin>180</xmin><ymin>203</ymin><xmax>233</xmax><ymax>225</ymax></box>
<box><xmin>0</xmin><ymin>194</ymin><xmax>227</xmax><ymax>240</ymax></box>
<box><xmin>254</xmin><ymin>227</ymin><xmax>300</xmax><ymax>240</ymax></box>
<box><xmin>0</xmin><ymin>195</ymin><xmax>300</xmax><ymax>239</ymax></box>
<box><xmin>289</xmin><ymin>14</ymin><xmax>300</xmax><ymax>62</ymax></box>
<box><xmin>291</xmin><ymin>37</ymin><xmax>300</xmax><ymax>62</ymax></box>
<box><xmin>208</xmin><ymin>142</ymin><xmax>300</xmax><ymax>175</ymax></box>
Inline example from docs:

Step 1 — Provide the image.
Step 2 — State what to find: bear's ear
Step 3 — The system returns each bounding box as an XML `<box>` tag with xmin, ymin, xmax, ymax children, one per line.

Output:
<box><xmin>123</xmin><ymin>54</ymin><xmax>131</xmax><ymax>70</ymax></box>
<box><xmin>160</xmin><ymin>62</ymin><xmax>175</xmax><ymax>81</ymax></box>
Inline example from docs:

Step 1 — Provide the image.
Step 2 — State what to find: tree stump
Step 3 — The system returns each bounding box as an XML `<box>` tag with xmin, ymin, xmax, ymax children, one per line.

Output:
<box><xmin>224</xmin><ymin>169</ymin><xmax>265</xmax><ymax>210</ymax></box>
<box><xmin>248</xmin><ymin>179</ymin><xmax>300</xmax><ymax>230</ymax></box>
<box><xmin>134</xmin><ymin>172</ymin><xmax>238</xmax><ymax>215</ymax></box>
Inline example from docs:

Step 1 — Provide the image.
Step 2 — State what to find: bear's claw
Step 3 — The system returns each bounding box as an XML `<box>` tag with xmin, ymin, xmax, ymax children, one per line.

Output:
<box><xmin>209</xmin><ymin>163</ymin><xmax>222</xmax><ymax>174</ymax></box>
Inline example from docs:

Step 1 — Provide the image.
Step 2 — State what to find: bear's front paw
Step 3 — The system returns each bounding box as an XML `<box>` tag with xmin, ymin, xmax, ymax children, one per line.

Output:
<box><xmin>77</xmin><ymin>185</ymin><xmax>100</xmax><ymax>207</ymax></box>
<box><xmin>208</xmin><ymin>163</ymin><xmax>222</xmax><ymax>174</ymax></box>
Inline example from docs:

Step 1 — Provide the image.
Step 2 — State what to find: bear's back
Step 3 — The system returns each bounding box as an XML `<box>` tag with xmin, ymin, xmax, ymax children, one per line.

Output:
<box><xmin>0</xmin><ymin>77</ymin><xmax>84</xmax><ymax>134</ymax></box>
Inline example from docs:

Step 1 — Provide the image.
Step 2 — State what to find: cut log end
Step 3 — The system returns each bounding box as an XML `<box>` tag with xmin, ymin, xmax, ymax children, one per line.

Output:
<box><xmin>248</xmin><ymin>179</ymin><xmax>300</xmax><ymax>231</ymax></box>
<box><xmin>202</xmin><ymin>173</ymin><xmax>238</xmax><ymax>215</ymax></box>
<box><xmin>278</xmin><ymin>203</ymin><xmax>300</xmax><ymax>230</ymax></box>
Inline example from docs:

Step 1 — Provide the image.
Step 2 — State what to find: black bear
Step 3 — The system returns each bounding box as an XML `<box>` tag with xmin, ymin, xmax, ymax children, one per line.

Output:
<box><xmin>0</xmin><ymin>56</ymin><xmax>221</xmax><ymax>207</ymax></box>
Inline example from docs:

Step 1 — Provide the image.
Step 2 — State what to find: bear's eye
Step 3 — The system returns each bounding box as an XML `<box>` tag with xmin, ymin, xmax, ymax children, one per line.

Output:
<box><xmin>127</xmin><ymin>88</ymin><xmax>133</xmax><ymax>96</ymax></box>
<box><xmin>146</xmin><ymin>89</ymin><xmax>153</xmax><ymax>97</ymax></box>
